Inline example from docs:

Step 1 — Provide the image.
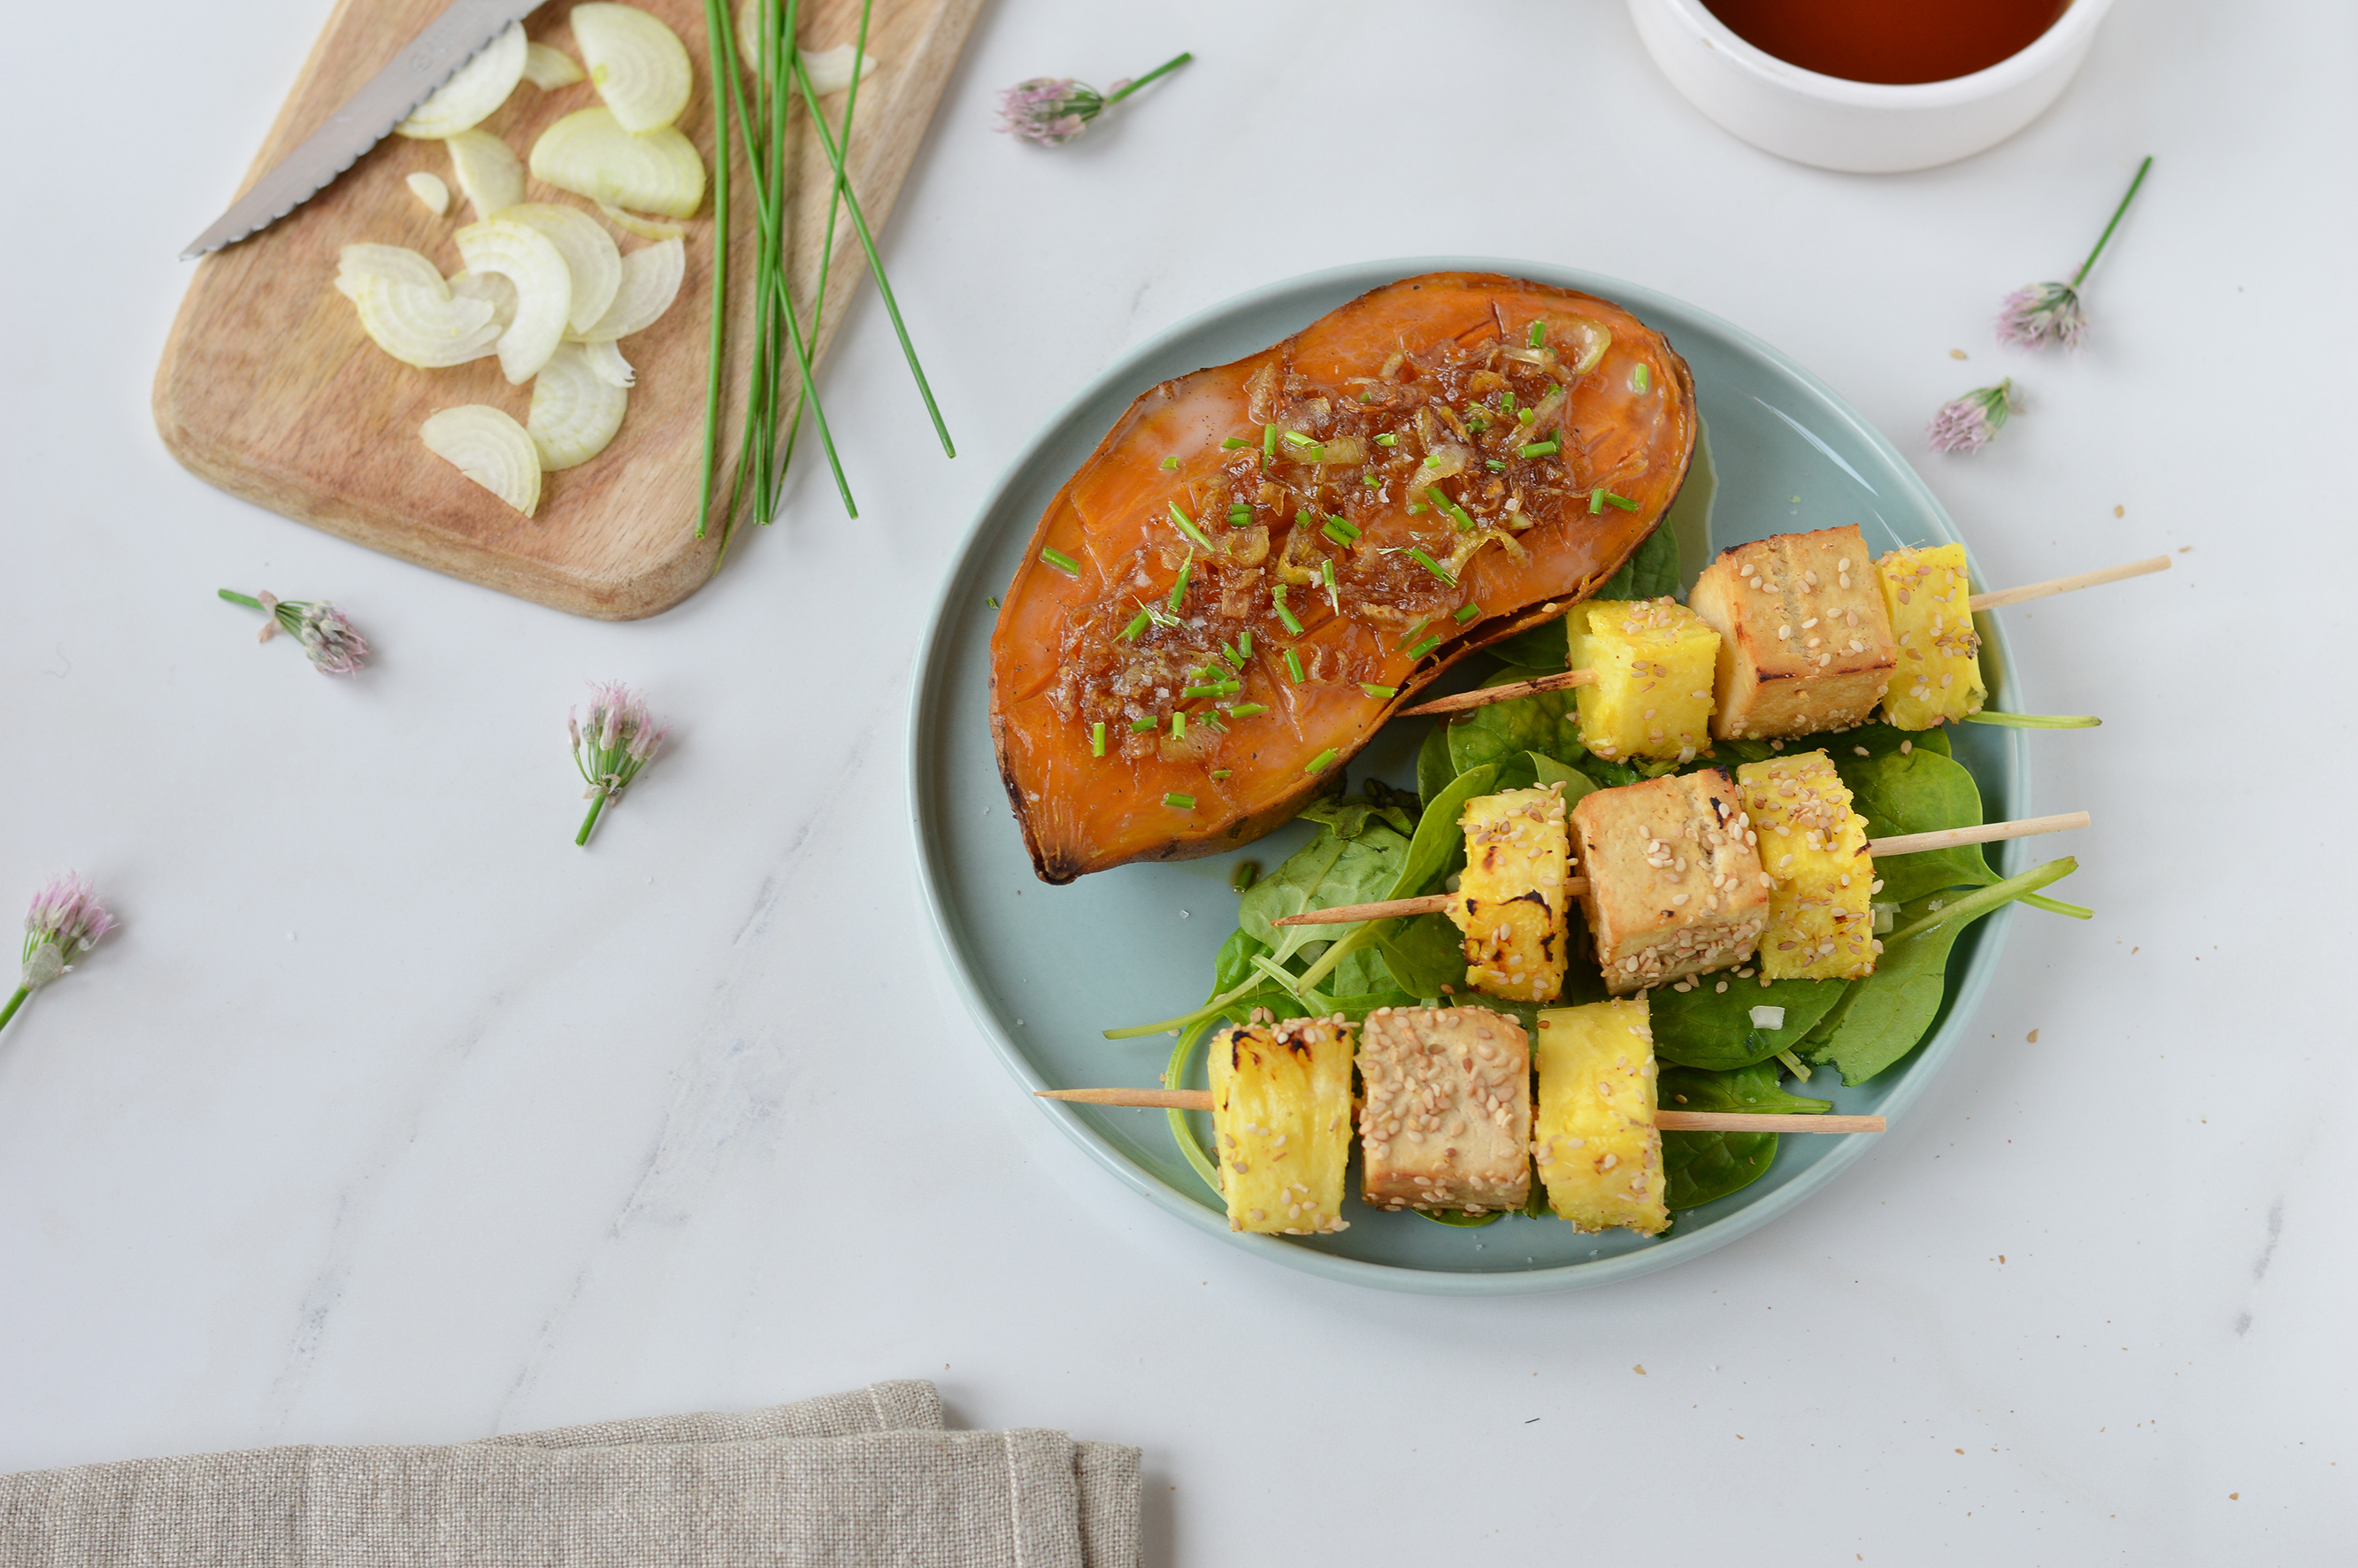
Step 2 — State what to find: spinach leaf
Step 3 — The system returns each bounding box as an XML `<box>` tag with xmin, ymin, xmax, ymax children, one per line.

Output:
<box><xmin>1528</xmin><ymin>752</ymin><xmax>1600</xmax><ymax>806</ymax></box>
<box><xmin>1595</xmin><ymin>519</ymin><xmax>1682</xmax><ymax>603</ymax></box>
<box><xmin>1486</xmin><ymin>614</ymin><xmax>1571</xmax><ymax>671</ymax></box>
<box><xmin>1398</xmin><ymin>763</ymin><xmax>1499</xmax><ymax>901</ymax></box>
<box><xmin>1238</xmin><ymin>819</ymin><xmax>1410</xmax><ymax>964</ymax></box>
<box><xmin>1648</xmin><ymin>976</ymin><xmax>1850</xmax><ymax>1070</ymax></box>
<box><xmin>1658</xmin><ymin>1061</ymin><xmax>1832</xmax><ymax>1116</ymax></box>
<box><xmin>1210</xmin><ymin>927</ymin><xmax>1271</xmax><ymax>995</ymax></box>
<box><xmin>1805</xmin><ymin>857</ymin><xmax>2083</xmax><ymax>1085</ymax></box>
<box><xmin>1374</xmin><ymin>911</ymin><xmax>1468</xmax><ymax>1000</ymax></box>
<box><xmin>1444</xmin><ymin>683</ymin><xmax>1583</xmax><ymax>778</ymax></box>
<box><xmin>1663</xmin><ymin>1128</ymin><xmax>1778</xmax><ymax>1210</ymax></box>
<box><xmin>1299</xmin><ymin>795</ymin><xmax>1415</xmax><ymax>840</ymax></box>
<box><xmin>1417</xmin><ymin>724</ymin><xmax>1458</xmax><ymax>809</ymax></box>
<box><xmin>1837</xmin><ymin>747</ymin><xmax>1994</xmax><ymax>903</ymax></box>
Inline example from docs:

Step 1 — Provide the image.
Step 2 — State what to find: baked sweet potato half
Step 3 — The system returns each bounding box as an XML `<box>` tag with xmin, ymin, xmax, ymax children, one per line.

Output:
<box><xmin>992</xmin><ymin>272</ymin><xmax>1698</xmax><ymax>884</ymax></box>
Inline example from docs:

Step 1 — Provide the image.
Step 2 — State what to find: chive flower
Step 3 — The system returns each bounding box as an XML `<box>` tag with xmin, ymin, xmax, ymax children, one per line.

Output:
<box><xmin>995</xmin><ymin>52</ymin><xmax>1192</xmax><ymax>146</ymax></box>
<box><xmin>219</xmin><ymin>589</ymin><xmax>370</xmax><ymax>675</ymax></box>
<box><xmin>4</xmin><ymin>872</ymin><xmax>115</xmax><ymax>1034</ymax></box>
<box><xmin>570</xmin><ymin>681</ymin><xmax>670</xmax><ymax>847</ymax></box>
<box><xmin>1926</xmin><ymin>379</ymin><xmax>2021</xmax><ymax>455</ymax></box>
<box><xmin>1997</xmin><ymin>156</ymin><xmax>2151</xmax><ymax>352</ymax></box>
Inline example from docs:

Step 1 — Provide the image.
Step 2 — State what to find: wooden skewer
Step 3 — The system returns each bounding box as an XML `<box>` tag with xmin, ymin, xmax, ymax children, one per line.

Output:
<box><xmin>1400</xmin><ymin>553</ymin><xmax>2170</xmax><ymax>719</ymax></box>
<box><xmin>1037</xmin><ymin>1088</ymin><xmax>1884</xmax><ymax>1134</ymax></box>
<box><xmin>1270</xmin><ymin>811</ymin><xmax>2088</xmax><ymax>926</ymax></box>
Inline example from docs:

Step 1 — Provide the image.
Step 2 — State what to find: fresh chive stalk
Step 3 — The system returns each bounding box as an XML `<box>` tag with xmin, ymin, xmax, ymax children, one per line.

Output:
<box><xmin>1169</xmin><ymin>502</ymin><xmax>1211</xmax><ymax>548</ymax></box>
<box><xmin>1454</xmin><ymin>602</ymin><xmax>1481</xmax><ymax>624</ymax></box>
<box><xmin>1120</xmin><ymin>606</ymin><xmax>1150</xmax><ymax>641</ymax></box>
<box><xmin>1360</xmin><ymin>683</ymin><xmax>1398</xmax><ymax>699</ymax></box>
<box><xmin>1164</xmin><ymin>792</ymin><xmax>1196</xmax><ymax>811</ymax></box>
<box><xmin>1091</xmin><ymin>720</ymin><xmax>1106</xmax><ymax>756</ymax></box>
<box><xmin>1169</xmin><ymin>559</ymin><xmax>1192</xmax><ymax>611</ymax></box>
<box><xmin>1283</xmin><ymin>648</ymin><xmax>1305</xmax><ymax>682</ymax></box>
<box><xmin>1273</xmin><ymin>586</ymin><xmax>1303</xmax><ymax>634</ymax></box>
<box><xmin>1304</xmin><ymin>749</ymin><xmax>1338</xmax><ymax>774</ymax></box>
<box><xmin>1040</xmin><ymin>546</ymin><xmax>1080</xmax><ymax>573</ymax></box>
<box><xmin>1517</xmin><ymin>438</ymin><xmax>1560</xmax><ymax>458</ymax></box>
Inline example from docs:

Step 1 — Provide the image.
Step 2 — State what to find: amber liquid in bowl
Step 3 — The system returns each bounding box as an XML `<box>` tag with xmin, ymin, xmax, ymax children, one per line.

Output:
<box><xmin>1702</xmin><ymin>0</ymin><xmax>2071</xmax><ymax>85</ymax></box>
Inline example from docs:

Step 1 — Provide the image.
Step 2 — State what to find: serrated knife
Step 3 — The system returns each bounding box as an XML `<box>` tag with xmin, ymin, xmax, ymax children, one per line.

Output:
<box><xmin>180</xmin><ymin>0</ymin><xmax>546</xmax><ymax>258</ymax></box>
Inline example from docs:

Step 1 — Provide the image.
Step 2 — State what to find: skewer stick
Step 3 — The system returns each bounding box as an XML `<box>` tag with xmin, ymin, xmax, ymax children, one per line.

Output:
<box><xmin>1037</xmin><ymin>1088</ymin><xmax>1884</xmax><ymax>1134</ymax></box>
<box><xmin>1402</xmin><ymin>553</ymin><xmax>2169</xmax><ymax>719</ymax></box>
<box><xmin>1271</xmin><ymin>811</ymin><xmax>2088</xmax><ymax>926</ymax></box>
<box><xmin>1966</xmin><ymin>555</ymin><xmax>2170</xmax><ymax>611</ymax></box>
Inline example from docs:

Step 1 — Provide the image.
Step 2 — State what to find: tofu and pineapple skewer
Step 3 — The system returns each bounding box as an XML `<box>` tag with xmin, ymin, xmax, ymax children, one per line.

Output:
<box><xmin>1401</xmin><ymin>539</ymin><xmax>2169</xmax><ymax>734</ymax></box>
<box><xmin>1042</xmin><ymin>999</ymin><xmax>1886</xmax><ymax>1238</ymax></box>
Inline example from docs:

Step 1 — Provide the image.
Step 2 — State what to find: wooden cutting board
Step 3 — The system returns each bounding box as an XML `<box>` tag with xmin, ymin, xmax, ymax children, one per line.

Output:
<box><xmin>155</xmin><ymin>0</ymin><xmax>981</xmax><ymax>619</ymax></box>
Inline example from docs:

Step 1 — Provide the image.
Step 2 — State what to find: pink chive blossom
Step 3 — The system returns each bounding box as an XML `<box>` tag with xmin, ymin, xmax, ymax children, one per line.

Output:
<box><xmin>1926</xmin><ymin>379</ymin><xmax>2020</xmax><ymax>455</ymax></box>
<box><xmin>571</xmin><ymin>681</ymin><xmax>670</xmax><ymax>847</ymax></box>
<box><xmin>5</xmin><ymin>873</ymin><xmax>116</xmax><ymax>1031</ymax></box>
<box><xmin>219</xmin><ymin>588</ymin><xmax>370</xmax><ymax>675</ymax></box>
<box><xmin>1993</xmin><ymin>155</ymin><xmax>2152</xmax><ymax>354</ymax></box>
<box><xmin>995</xmin><ymin>51</ymin><xmax>1192</xmax><ymax>147</ymax></box>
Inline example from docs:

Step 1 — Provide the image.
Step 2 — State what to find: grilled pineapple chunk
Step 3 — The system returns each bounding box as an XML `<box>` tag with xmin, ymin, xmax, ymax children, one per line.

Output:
<box><xmin>1448</xmin><ymin>786</ymin><xmax>1573</xmax><ymax>1003</ymax></box>
<box><xmin>1532</xmin><ymin>999</ymin><xmax>1668</xmax><ymax>1235</ymax></box>
<box><xmin>1209</xmin><ymin>1014</ymin><xmax>1355</xmax><ymax>1235</ymax></box>
<box><xmin>1568</xmin><ymin>596</ymin><xmax>1719</xmax><ymax>763</ymax></box>
<box><xmin>1357</xmin><ymin>1005</ymin><xmax>1532</xmax><ymax>1214</ymax></box>
<box><xmin>1688</xmin><ymin>526</ymin><xmax>1897</xmax><ymax>739</ymax></box>
<box><xmin>1736</xmin><ymin>750</ymin><xmax>1876</xmax><ymax>980</ymax></box>
<box><xmin>1877</xmin><ymin>542</ymin><xmax>1988</xmax><ymax>729</ymax></box>
<box><xmin>1570</xmin><ymin>769</ymin><xmax>1769</xmax><ymax>995</ymax></box>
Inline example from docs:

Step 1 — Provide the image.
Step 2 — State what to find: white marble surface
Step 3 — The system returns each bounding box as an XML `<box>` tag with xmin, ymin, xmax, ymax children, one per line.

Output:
<box><xmin>4</xmin><ymin>0</ymin><xmax>2353</xmax><ymax>1558</ymax></box>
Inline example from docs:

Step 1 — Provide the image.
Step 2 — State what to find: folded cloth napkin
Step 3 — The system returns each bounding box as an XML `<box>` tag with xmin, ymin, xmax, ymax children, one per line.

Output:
<box><xmin>0</xmin><ymin>1380</ymin><xmax>1140</xmax><ymax>1568</ymax></box>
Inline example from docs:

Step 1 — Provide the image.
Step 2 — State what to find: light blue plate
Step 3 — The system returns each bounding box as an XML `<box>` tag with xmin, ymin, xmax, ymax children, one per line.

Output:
<box><xmin>908</xmin><ymin>258</ymin><xmax>2026</xmax><ymax>1295</ymax></box>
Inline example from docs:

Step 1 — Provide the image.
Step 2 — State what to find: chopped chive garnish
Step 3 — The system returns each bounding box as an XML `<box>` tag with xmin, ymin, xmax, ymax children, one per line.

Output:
<box><xmin>1406</xmin><ymin>503</ymin><xmax>1427</xmax><ymax>514</ymax></box>
<box><xmin>1427</xmin><ymin>488</ymin><xmax>1476</xmax><ymax>531</ymax></box>
<box><xmin>1120</xmin><ymin>606</ymin><xmax>1150</xmax><ymax>641</ymax></box>
<box><xmin>1228</xmin><ymin>703</ymin><xmax>1269</xmax><ymax>719</ymax></box>
<box><xmin>1601</xmin><ymin>490</ymin><xmax>1639</xmax><ymax>511</ymax></box>
<box><xmin>1168</xmin><ymin>502</ymin><xmax>1210</xmax><ymax>548</ymax></box>
<box><xmin>1284</xmin><ymin>648</ymin><xmax>1305</xmax><ymax>682</ymax></box>
<box><xmin>1282</xmin><ymin>429</ymin><xmax>1316</xmax><ymax>448</ymax></box>
<box><xmin>1328</xmin><ymin>515</ymin><xmax>1358</xmax><ymax>538</ymax></box>
<box><xmin>1041</xmin><ymin>546</ymin><xmax>1080</xmax><ymax>574</ymax></box>
<box><xmin>1304</xmin><ymin>749</ymin><xmax>1338</xmax><ymax>774</ymax></box>
<box><xmin>1164</xmin><ymin>792</ymin><xmax>1196</xmax><ymax>811</ymax></box>
<box><xmin>1227</xmin><ymin>505</ymin><xmax>1253</xmax><ymax>526</ymax></box>
<box><xmin>1321</xmin><ymin>518</ymin><xmax>1358</xmax><ymax>547</ymax></box>
<box><xmin>1263</xmin><ymin>423</ymin><xmax>1278</xmax><ymax>457</ymax></box>
<box><xmin>1632</xmin><ymin>364</ymin><xmax>1651</xmax><ymax>393</ymax></box>
<box><xmin>1362</xmin><ymin>473</ymin><xmax>1382</xmax><ymax>487</ymax></box>
<box><xmin>1395</xmin><ymin>615</ymin><xmax>1431</xmax><ymax>649</ymax></box>
<box><xmin>1454</xmin><ymin>602</ymin><xmax>1482</xmax><ymax>625</ymax></box>
<box><xmin>1322</xmin><ymin>557</ymin><xmax>1339</xmax><ymax>611</ymax></box>
<box><xmin>1517</xmin><ymin>407</ymin><xmax>1535</xmax><ymax>425</ymax></box>
<box><xmin>1528</xmin><ymin>320</ymin><xmax>1546</xmax><ymax>348</ymax></box>
<box><xmin>1182</xmin><ymin>684</ymin><xmax>1226</xmax><ymax>699</ymax></box>
<box><xmin>1407</xmin><ymin>634</ymin><xmax>1445</xmax><ymax>659</ymax></box>
<box><xmin>1218</xmin><ymin>642</ymin><xmax>1242</xmax><ymax>670</ymax></box>
<box><xmin>1168</xmin><ymin>559</ymin><xmax>1192</xmax><ymax>611</ymax></box>
<box><xmin>1486</xmin><ymin>458</ymin><xmax>1506</xmax><ymax>472</ymax></box>
<box><xmin>1132</xmin><ymin>715</ymin><xmax>1157</xmax><ymax>733</ymax></box>
<box><xmin>1272</xmin><ymin>584</ymin><xmax>1303</xmax><ymax>634</ymax></box>
<box><xmin>1238</xmin><ymin>629</ymin><xmax>1253</xmax><ymax>657</ymax></box>
<box><xmin>1407</xmin><ymin>548</ymin><xmax>1456</xmax><ymax>585</ymax></box>
<box><xmin>1161</xmin><ymin>455</ymin><xmax>1179</xmax><ymax>471</ymax></box>
<box><xmin>1374</xmin><ymin>433</ymin><xmax>1397</xmax><ymax>447</ymax></box>
<box><xmin>1295</xmin><ymin>506</ymin><xmax>1314</xmax><ymax>529</ymax></box>
<box><xmin>1358</xmin><ymin>389</ymin><xmax>1372</xmax><ymax>403</ymax></box>
<box><xmin>986</xmin><ymin>596</ymin><xmax>1000</xmax><ymax>608</ymax></box>
<box><xmin>1517</xmin><ymin>438</ymin><xmax>1560</xmax><ymax>458</ymax></box>
<box><xmin>1090</xmin><ymin>720</ymin><xmax>1106</xmax><ymax>757</ymax></box>
<box><xmin>1502</xmin><ymin>389</ymin><xmax>1517</xmax><ymax>414</ymax></box>
<box><xmin>1589</xmin><ymin>488</ymin><xmax>1606</xmax><ymax>514</ymax></box>
<box><xmin>1220</xmin><ymin>436</ymin><xmax>1250</xmax><ymax>450</ymax></box>
<box><xmin>1361</xmin><ymin>682</ymin><xmax>1398</xmax><ymax>699</ymax></box>
<box><xmin>1210</xmin><ymin>769</ymin><xmax>1232</xmax><ymax>780</ymax></box>
<box><xmin>1171</xmin><ymin>711</ymin><xmax>1187</xmax><ymax>739</ymax></box>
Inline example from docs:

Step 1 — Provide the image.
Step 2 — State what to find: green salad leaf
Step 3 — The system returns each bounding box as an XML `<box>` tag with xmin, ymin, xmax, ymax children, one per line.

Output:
<box><xmin>1659</xmin><ymin>1060</ymin><xmax>1832</xmax><ymax>1116</ymax></box>
<box><xmin>1648</xmin><ymin>975</ymin><xmax>1850</xmax><ymax>1070</ymax></box>
<box><xmin>1594</xmin><ymin>518</ymin><xmax>1683</xmax><ymax>603</ymax></box>
<box><xmin>1659</xmin><ymin>1060</ymin><xmax>1832</xmax><ymax>1210</ymax></box>
<box><xmin>1839</xmin><ymin>746</ymin><xmax>1998</xmax><ymax>903</ymax></box>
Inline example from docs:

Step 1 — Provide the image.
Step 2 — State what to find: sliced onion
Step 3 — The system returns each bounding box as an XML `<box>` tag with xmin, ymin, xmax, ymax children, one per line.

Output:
<box><xmin>571</xmin><ymin>4</ymin><xmax>692</xmax><ymax>133</ymax></box>
<box><xmin>351</xmin><ymin>275</ymin><xmax>498</xmax><ymax>367</ymax></box>
<box><xmin>526</xmin><ymin>342</ymin><xmax>630</xmax><ymax>469</ymax></box>
<box><xmin>523</xmin><ymin>42</ymin><xmax>585</xmax><ymax>89</ymax></box>
<box><xmin>579</xmin><ymin>338</ymin><xmax>635</xmax><ymax>388</ymax></box>
<box><xmin>570</xmin><ymin>236</ymin><xmax>682</xmax><ymax>341</ymax></box>
<box><xmin>335</xmin><ymin>243</ymin><xmax>444</xmax><ymax>300</ymax></box>
<box><xmin>406</xmin><ymin>171</ymin><xmax>450</xmax><ymax>215</ymax></box>
<box><xmin>530</xmin><ymin>108</ymin><xmax>704</xmax><ymax>218</ymax></box>
<box><xmin>447</xmin><ymin>269</ymin><xmax>518</xmax><ymax>330</ymax></box>
<box><xmin>422</xmin><ymin>405</ymin><xmax>541</xmax><ymax>517</ymax></box>
<box><xmin>503</xmin><ymin>201</ymin><xmax>622</xmax><ymax>333</ymax></box>
<box><xmin>444</xmin><ymin>127</ymin><xmax>526</xmax><ymax>218</ymax></box>
<box><xmin>599</xmin><ymin>203</ymin><xmax>685</xmax><ymax>241</ymax></box>
<box><xmin>395</xmin><ymin>22</ymin><xmax>527</xmax><ymax>140</ymax></box>
<box><xmin>454</xmin><ymin>218</ymin><xmax>572</xmax><ymax>383</ymax></box>
<box><xmin>800</xmin><ymin>42</ymin><xmax>878</xmax><ymax>95</ymax></box>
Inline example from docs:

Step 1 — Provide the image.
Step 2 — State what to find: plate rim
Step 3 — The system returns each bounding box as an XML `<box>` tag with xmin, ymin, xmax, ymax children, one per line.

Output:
<box><xmin>907</xmin><ymin>256</ymin><xmax>2025</xmax><ymax>1295</ymax></box>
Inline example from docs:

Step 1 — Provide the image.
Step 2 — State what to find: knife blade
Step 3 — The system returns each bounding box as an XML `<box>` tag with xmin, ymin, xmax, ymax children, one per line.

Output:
<box><xmin>180</xmin><ymin>0</ymin><xmax>548</xmax><ymax>258</ymax></box>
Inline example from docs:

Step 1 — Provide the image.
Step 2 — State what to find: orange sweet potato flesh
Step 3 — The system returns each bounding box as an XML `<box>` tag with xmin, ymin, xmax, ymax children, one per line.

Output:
<box><xmin>992</xmin><ymin>272</ymin><xmax>1697</xmax><ymax>884</ymax></box>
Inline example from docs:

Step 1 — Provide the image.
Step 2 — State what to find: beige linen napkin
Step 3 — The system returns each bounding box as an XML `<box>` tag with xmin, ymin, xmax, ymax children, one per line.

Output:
<box><xmin>0</xmin><ymin>1380</ymin><xmax>1141</xmax><ymax>1568</ymax></box>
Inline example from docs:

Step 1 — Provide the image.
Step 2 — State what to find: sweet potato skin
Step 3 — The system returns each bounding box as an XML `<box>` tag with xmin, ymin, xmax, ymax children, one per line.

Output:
<box><xmin>992</xmin><ymin>273</ymin><xmax>1698</xmax><ymax>884</ymax></box>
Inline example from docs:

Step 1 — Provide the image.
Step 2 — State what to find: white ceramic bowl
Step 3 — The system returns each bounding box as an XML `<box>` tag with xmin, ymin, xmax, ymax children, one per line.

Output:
<box><xmin>1627</xmin><ymin>0</ymin><xmax>2115</xmax><ymax>173</ymax></box>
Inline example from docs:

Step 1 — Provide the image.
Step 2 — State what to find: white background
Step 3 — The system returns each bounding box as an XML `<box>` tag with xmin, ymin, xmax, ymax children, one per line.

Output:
<box><xmin>4</xmin><ymin>0</ymin><xmax>2354</xmax><ymax>1560</ymax></box>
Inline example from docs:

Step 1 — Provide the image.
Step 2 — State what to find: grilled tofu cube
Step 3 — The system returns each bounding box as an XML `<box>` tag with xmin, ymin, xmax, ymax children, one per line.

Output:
<box><xmin>1210</xmin><ymin>1014</ymin><xmax>1355</xmax><ymax>1235</ymax></box>
<box><xmin>1571</xmin><ymin>769</ymin><xmax>1770</xmax><ymax>995</ymax></box>
<box><xmin>1532</xmin><ymin>999</ymin><xmax>1668</xmax><ymax>1234</ymax></box>
<box><xmin>1736</xmin><ymin>750</ymin><xmax>1877</xmax><ymax>980</ymax></box>
<box><xmin>1356</xmin><ymin>1006</ymin><xmax>1532</xmax><ymax>1214</ymax></box>
<box><xmin>1877</xmin><ymin>542</ymin><xmax>1988</xmax><ymax>729</ymax></box>
<box><xmin>1450</xmin><ymin>786</ymin><xmax>1573</xmax><ymax>1003</ymax></box>
<box><xmin>1688</xmin><ymin>526</ymin><xmax>1898</xmax><ymax>739</ymax></box>
<box><xmin>1567</xmin><ymin>597</ymin><xmax>1719</xmax><ymax>763</ymax></box>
